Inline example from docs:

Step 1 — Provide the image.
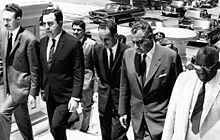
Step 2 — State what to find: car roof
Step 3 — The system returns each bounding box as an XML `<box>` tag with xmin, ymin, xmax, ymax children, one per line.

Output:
<box><xmin>107</xmin><ymin>2</ymin><xmax>131</xmax><ymax>6</ymax></box>
<box><xmin>142</xmin><ymin>16</ymin><xmax>163</xmax><ymax>22</ymax></box>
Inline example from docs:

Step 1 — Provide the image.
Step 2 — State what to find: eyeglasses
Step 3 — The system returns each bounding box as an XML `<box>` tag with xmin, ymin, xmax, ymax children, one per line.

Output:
<box><xmin>72</xmin><ymin>28</ymin><xmax>82</xmax><ymax>32</ymax></box>
<box><xmin>132</xmin><ymin>33</ymin><xmax>152</xmax><ymax>46</ymax></box>
<box><xmin>192</xmin><ymin>62</ymin><xmax>218</xmax><ymax>71</ymax></box>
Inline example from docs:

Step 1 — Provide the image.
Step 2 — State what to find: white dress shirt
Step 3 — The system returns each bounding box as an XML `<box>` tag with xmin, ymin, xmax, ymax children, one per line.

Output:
<box><xmin>46</xmin><ymin>31</ymin><xmax>62</xmax><ymax>61</ymax></box>
<box><xmin>11</xmin><ymin>25</ymin><xmax>20</xmax><ymax>46</ymax></box>
<box><xmin>107</xmin><ymin>40</ymin><xmax>118</xmax><ymax>68</ymax></box>
<box><xmin>142</xmin><ymin>42</ymin><xmax>155</xmax><ymax>79</ymax></box>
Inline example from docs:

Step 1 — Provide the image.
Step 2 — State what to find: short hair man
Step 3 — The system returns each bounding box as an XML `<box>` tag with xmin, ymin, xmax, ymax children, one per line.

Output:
<box><xmin>92</xmin><ymin>20</ymin><xmax>130</xmax><ymax>140</ymax></box>
<box><xmin>162</xmin><ymin>46</ymin><xmax>220</xmax><ymax>140</ymax></box>
<box><xmin>39</xmin><ymin>8</ymin><xmax>84</xmax><ymax>140</ymax></box>
<box><xmin>119</xmin><ymin>20</ymin><xmax>183</xmax><ymax>140</ymax></box>
<box><xmin>71</xmin><ymin>19</ymin><xmax>99</xmax><ymax>133</ymax></box>
<box><xmin>0</xmin><ymin>3</ymin><xmax>40</xmax><ymax>140</ymax></box>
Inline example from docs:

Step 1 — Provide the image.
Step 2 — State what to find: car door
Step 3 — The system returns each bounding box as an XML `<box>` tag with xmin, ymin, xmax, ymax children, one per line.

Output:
<box><xmin>116</xmin><ymin>5</ymin><xmax>133</xmax><ymax>21</ymax></box>
<box><xmin>210</xmin><ymin>20</ymin><xmax>220</xmax><ymax>44</ymax></box>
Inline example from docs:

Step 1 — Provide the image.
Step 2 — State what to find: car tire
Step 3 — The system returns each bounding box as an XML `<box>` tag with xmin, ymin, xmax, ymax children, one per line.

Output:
<box><xmin>162</xmin><ymin>12</ymin><xmax>166</xmax><ymax>16</ymax></box>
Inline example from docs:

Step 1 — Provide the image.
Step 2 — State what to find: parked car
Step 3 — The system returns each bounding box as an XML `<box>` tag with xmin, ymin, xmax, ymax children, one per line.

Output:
<box><xmin>151</xmin><ymin>0</ymin><xmax>171</xmax><ymax>10</ymax></box>
<box><xmin>129</xmin><ymin>16</ymin><xmax>164</xmax><ymax>30</ymax></box>
<box><xmin>187</xmin><ymin>18</ymin><xmax>220</xmax><ymax>47</ymax></box>
<box><xmin>179</xmin><ymin>8</ymin><xmax>211</xmax><ymax>29</ymax></box>
<box><xmin>88</xmin><ymin>3</ymin><xmax>145</xmax><ymax>23</ymax></box>
<box><xmin>199</xmin><ymin>0</ymin><xmax>219</xmax><ymax>8</ymax></box>
<box><xmin>161</xmin><ymin>0</ymin><xmax>187</xmax><ymax>17</ymax></box>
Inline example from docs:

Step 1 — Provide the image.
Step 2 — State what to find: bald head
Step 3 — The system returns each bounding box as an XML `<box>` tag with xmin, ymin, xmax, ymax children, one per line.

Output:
<box><xmin>195</xmin><ymin>46</ymin><xmax>219</xmax><ymax>66</ymax></box>
<box><xmin>194</xmin><ymin>45</ymin><xmax>219</xmax><ymax>82</ymax></box>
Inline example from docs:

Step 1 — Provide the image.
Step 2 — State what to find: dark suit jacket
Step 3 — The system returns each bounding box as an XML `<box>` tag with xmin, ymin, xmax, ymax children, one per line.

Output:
<box><xmin>119</xmin><ymin>44</ymin><xmax>183</xmax><ymax>140</ymax></box>
<box><xmin>93</xmin><ymin>42</ymin><xmax>130</xmax><ymax>114</ymax></box>
<box><xmin>0</xmin><ymin>26</ymin><xmax>40</xmax><ymax>103</ymax></box>
<box><xmin>39</xmin><ymin>31</ymin><xmax>84</xmax><ymax>103</ymax></box>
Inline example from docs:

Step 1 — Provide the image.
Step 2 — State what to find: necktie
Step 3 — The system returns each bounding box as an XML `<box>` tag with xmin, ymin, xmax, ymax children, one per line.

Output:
<box><xmin>191</xmin><ymin>82</ymin><xmax>206</xmax><ymax>134</ymax></box>
<box><xmin>109</xmin><ymin>48</ymin><xmax>114</xmax><ymax>69</ymax></box>
<box><xmin>141</xmin><ymin>54</ymin><xmax>147</xmax><ymax>84</ymax></box>
<box><xmin>7</xmin><ymin>33</ymin><xmax>13</xmax><ymax>57</ymax></box>
<box><xmin>48</xmin><ymin>39</ymin><xmax>56</xmax><ymax>67</ymax></box>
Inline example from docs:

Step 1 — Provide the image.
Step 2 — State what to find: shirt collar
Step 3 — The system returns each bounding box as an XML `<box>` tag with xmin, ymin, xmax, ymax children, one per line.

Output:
<box><xmin>51</xmin><ymin>31</ymin><xmax>62</xmax><ymax>42</ymax></box>
<box><xmin>110</xmin><ymin>40</ymin><xmax>118</xmax><ymax>53</ymax></box>
<box><xmin>11</xmin><ymin>25</ymin><xmax>20</xmax><ymax>37</ymax></box>
<box><xmin>143</xmin><ymin>41</ymin><xmax>155</xmax><ymax>58</ymax></box>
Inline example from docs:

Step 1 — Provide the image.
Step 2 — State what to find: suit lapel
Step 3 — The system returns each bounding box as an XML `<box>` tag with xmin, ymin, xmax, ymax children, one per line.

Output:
<box><xmin>144</xmin><ymin>44</ymin><xmax>161</xmax><ymax>87</ymax></box>
<box><xmin>49</xmin><ymin>31</ymin><xmax>65</xmax><ymax>69</ymax></box>
<box><xmin>111</xmin><ymin>43</ymin><xmax>120</xmax><ymax>72</ymax></box>
<box><xmin>200</xmin><ymin>73</ymin><xmax>220</xmax><ymax>128</ymax></box>
<box><xmin>4</xmin><ymin>31</ymin><xmax>9</xmax><ymax>60</ymax></box>
<box><xmin>42</xmin><ymin>37</ymin><xmax>49</xmax><ymax>69</ymax></box>
<box><xmin>9</xmin><ymin>27</ymin><xmax>24</xmax><ymax>56</ymax></box>
<box><xmin>102</xmin><ymin>47</ymin><xmax>110</xmax><ymax>80</ymax></box>
<box><xmin>134</xmin><ymin>53</ymin><xmax>142</xmax><ymax>87</ymax></box>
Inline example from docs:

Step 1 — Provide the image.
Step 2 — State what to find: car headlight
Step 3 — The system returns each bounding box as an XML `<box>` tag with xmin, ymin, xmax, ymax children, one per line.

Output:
<box><xmin>179</xmin><ymin>18</ymin><xmax>183</xmax><ymax>24</ymax></box>
<box><xmin>199</xmin><ymin>32</ymin><xmax>209</xmax><ymax>40</ymax></box>
<box><xmin>189</xmin><ymin>24</ymin><xmax>194</xmax><ymax>29</ymax></box>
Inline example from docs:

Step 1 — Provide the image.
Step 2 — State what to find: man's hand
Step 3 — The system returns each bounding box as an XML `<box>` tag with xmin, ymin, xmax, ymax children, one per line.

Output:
<box><xmin>68</xmin><ymin>97</ymin><xmax>79</xmax><ymax>112</ymax></box>
<box><xmin>93</xmin><ymin>92</ymin><xmax>98</xmax><ymax>103</ymax></box>
<box><xmin>28</xmin><ymin>95</ymin><xmax>35</xmax><ymax>105</ymax></box>
<box><xmin>40</xmin><ymin>90</ymin><xmax>47</xmax><ymax>102</ymax></box>
<box><xmin>119</xmin><ymin>115</ymin><xmax>128</xmax><ymax>128</ymax></box>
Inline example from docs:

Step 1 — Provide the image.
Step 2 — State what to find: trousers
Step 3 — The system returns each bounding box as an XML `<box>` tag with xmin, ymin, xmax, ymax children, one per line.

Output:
<box><xmin>0</xmin><ymin>95</ymin><xmax>34</xmax><ymax>140</ymax></box>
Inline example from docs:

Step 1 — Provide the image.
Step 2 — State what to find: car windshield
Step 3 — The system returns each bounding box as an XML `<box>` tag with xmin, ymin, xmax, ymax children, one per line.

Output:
<box><xmin>185</xmin><ymin>10</ymin><xmax>201</xmax><ymax>18</ymax></box>
<box><xmin>105</xmin><ymin>4</ymin><xmax>120</xmax><ymax>11</ymax></box>
<box><xmin>193</xmin><ymin>20</ymin><xmax>211</xmax><ymax>30</ymax></box>
<box><xmin>170</xmin><ymin>1</ymin><xmax>184</xmax><ymax>7</ymax></box>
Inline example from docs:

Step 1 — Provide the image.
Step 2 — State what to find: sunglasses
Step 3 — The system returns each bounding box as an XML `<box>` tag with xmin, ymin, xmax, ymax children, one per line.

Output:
<box><xmin>132</xmin><ymin>33</ymin><xmax>152</xmax><ymax>46</ymax></box>
<box><xmin>191</xmin><ymin>57</ymin><xmax>218</xmax><ymax>71</ymax></box>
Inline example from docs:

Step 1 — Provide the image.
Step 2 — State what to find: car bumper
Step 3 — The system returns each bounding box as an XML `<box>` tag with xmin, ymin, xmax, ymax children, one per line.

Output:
<box><xmin>179</xmin><ymin>24</ymin><xmax>192</xmax><ymax>29</ymax></box>
<box><xmin>162</xmin><ymin>11</ymin><xmax>179</xmax><ymax>16</ymax></box>
<box><xmin>187</xmin><ymin>39</ymin><xmax>209</xmax><ymax>47</ymax></box>
<box><xmin>89</xmin><ymin>16</ymin><xmax>106</xmax><ymax>23</ymax></box>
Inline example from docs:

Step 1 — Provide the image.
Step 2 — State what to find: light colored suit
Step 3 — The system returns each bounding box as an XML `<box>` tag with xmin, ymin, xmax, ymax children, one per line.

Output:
<box><xmin>119</xmin><ymin>44</ymin><xmax>183</xmax><ymax>140</ymax></box>
<box><xmin>162</xmin><ymin>70</ymin><xmax>220</xmax><ymax>140</ymax></box>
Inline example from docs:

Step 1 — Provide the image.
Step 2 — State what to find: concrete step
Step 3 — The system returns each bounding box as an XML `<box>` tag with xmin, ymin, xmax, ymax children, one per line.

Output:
<box><xmin>10</xmin><ymin>111</ymin><xmax>49</xmax><ymax>140</ymax></box>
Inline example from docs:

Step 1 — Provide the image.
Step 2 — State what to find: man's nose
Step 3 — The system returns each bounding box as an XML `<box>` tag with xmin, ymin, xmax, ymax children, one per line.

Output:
<box><xmin>45</xmin><ymin>23</ymin><xmax>50</xmax><ymax>29</ymax></box>
<box><xmin>3</xmin><ymin>20</ymin><xmax>8</xmax><ymax>26</ymax></box>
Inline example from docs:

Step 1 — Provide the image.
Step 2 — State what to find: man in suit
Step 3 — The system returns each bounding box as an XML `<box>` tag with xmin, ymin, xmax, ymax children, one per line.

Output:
<box><xmin>39</xmin><ymin>8</ymin><xmax>84</xmax><ymax>140</ymax></box>
<box><xmin>71</xmin><ymin>19</ymin><xmax>99</xmax><ymax>132</ymax></box>
<box><xmin>119</xmin><ymin>20</ymin><xmax>183</xmax><ymax>140</ymax></box>
<box><xmin>0</xmin><ymin>3</ymin><xmax>40</xmax><ymax>140</ymax></box>
<box><xmin>92</xmin><ymin>20</ymin><xmax>130</xmax><ymax>140</ymax></box>
<box><xmin>162</xmin><ymin>46</ymin><xmax>220</xmax><ymax>140</ymax></box>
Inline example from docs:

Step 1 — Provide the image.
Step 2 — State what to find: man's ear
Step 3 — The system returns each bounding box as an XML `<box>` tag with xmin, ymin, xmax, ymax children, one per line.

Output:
<box><xmin>217</xmin><ymin>62</ymin><xmax>220</xmax><ymax>69</ymax></box>
<box><xmin>16</xmin><ymin>16</ymin><xmax>21</xmax><ymax>22</ymax></box>
<box><xmin>59</xmin><ymin>20</ymin><xmax>63</xmax><ymax>26</ymax></box>
<box><xmin>114</xmin><ymin>33</ymin><xmax>118</xmax><ymax>39</ymax></box>
<box><xmin>191</xmin><ymin>56</ymin><xmax>196</xmax><ymax>64</ymax></box>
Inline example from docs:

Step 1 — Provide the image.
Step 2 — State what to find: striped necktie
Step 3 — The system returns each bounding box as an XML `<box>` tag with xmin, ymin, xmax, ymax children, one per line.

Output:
<box><xmin>48</xmin><ymin>39</ymin><xmax>56</xmax><ymax>67</ymax></box>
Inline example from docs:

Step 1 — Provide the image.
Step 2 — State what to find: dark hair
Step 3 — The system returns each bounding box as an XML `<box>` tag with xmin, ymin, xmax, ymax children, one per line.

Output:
<box><xmin>42</xmin><ymin>8</ymin><xmax>63</xmax><ymax>25</ymax></box>
<box><xmin>131</xmin><ymin>19</ymin><xmax>153</xmax><ymax>40</ymax></box>
<box><xmin>4</xmin><ymin>3</ymin><xmax>22</xmax><ymax>18</ymax></box>
<box><xmin>98</xmin><ymin>20</ymin><xmax>117</xmax><ymax>36</ymax></box>
<box><xmin>72</xmin><ymin>20</ymin><xmax>86</xmax><ymax>31</ymax></box>
<box><xmin>118</xmin><ymin>34</ymin><xmax>126</xmax><ymax>44</ymax></box>
<box><xmin>154</xmin><ymin>32</ymin><xmax>165</xmax><ymax>39</ymax></box>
